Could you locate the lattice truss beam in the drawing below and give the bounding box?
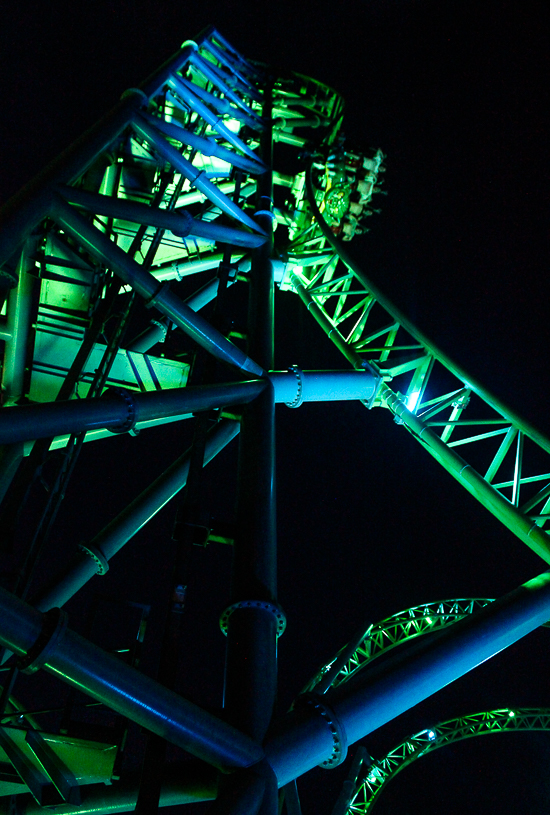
[2,23,548,569]
[348,708,550,815]
[304,599,495,692]
[285,173,550,564]
[2,24,550,815]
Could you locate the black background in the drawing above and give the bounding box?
[1,1,550,813]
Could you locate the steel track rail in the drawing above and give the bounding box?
[297,164,550,563]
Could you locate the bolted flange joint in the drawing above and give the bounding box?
[285,365,304,408]
[78,542,109,575]
[219,600,287,638]
[17,607,68,675]
[294,692,348,769]
[103,387,137,434]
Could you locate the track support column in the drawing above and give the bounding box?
[223,80,279,759]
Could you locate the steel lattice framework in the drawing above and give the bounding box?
[305,599,496,693]
[346,709,550,815]
[1,26,550,815]
[289,178,550,564]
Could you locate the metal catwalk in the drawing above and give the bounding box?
[1,26,550,815]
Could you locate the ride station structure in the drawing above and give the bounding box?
[1,26,550,815]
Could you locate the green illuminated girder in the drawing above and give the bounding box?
[305,599,495,692]
[0,30,345,447]
[306,596,550,694]
[280,172,550,565]
[348,708,550,815]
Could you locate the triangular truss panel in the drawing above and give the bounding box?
[1,26,550,815]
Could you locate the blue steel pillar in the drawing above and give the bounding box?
[223,81,279,778]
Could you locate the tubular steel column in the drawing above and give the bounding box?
[224,80,278,765]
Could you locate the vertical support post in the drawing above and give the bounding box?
[1,241,36,406]
[0,239,37,507]
[224,81,277,758]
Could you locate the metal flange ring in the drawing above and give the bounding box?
[78,542,109,575]
[295,692,348,769]
[17,608,68,675]
[219,600,287,638]
[285,365,304,408]
[103,387,137,434]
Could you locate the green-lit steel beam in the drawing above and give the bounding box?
[290,161,550,565]
[305,599,496,693]
[348,709,550,815]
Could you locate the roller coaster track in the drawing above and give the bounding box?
[1,25,550,815]
[285,168,550,564]
[345,709,550,815]
[304,599,495,693]
[305,596,550,693]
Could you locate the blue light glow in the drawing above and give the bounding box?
[406,390,421,412]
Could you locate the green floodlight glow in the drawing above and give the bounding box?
[509,710,515,717]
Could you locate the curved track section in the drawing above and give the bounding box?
[347,709,550,815]
[304,599,495,693]
[1,25,550,815]
[279,166,550,564]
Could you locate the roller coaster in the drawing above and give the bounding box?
[340,708,550,815]
[1,26,550,815]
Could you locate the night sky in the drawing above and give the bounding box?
[1,1,550,814]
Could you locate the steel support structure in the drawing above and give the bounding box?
[1,25,550,815]
[222,78,279,814]
[0,570,550,789]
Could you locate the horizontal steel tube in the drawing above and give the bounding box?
[264,569,550,785]
[34,419,240,612]
[0,588,263,770]
[50,195,264,376]
[269,370,379,405]
[0,381,264,445]
[153,252,246,283]
[126,320,168,353]
[0,398,124,445]
[0,372,381,446]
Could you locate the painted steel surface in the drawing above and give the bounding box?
[0,23,548,815]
